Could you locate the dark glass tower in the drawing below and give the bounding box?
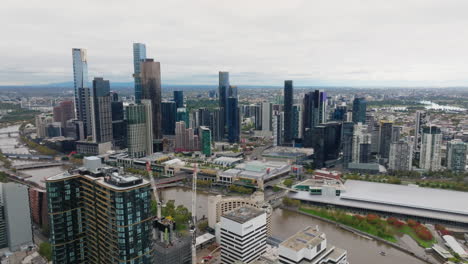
[227,97,240,143]
[91,77,113,143]
[173,90,184,108]
[133,43,147,103]
[218,72,229,138]
[161,101,177,135]
[111,100,126,149]
[352,97,367,124]
[342,122,354,168]
[379,121,393,159]
[302,90,327,140]
[283,80,293,144]
[309,122,342,168]
[141,59,162,140]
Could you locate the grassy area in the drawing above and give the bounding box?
[0,172,11,183]
[19,135,58,156]
[398,225,436,248]
[299,207,397,243]
[0,109,39,123]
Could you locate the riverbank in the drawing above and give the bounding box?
[283,206,439,264]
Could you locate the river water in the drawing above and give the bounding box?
[161,187,429,264]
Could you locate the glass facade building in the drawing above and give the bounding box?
[161,101,177,135]
[283,80,293,144]
[46,170,153,264]
[72,48,92,137]
[352,97,367,124]
[133,43,147,103]
[200,126,212,156]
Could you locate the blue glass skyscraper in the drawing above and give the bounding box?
[352,97,367,124]
[72,48,92,136]
[227,97,239,143]
[283,80,293,144]
[218,71,229,138]
[174,90,184,108]
[133,43,147,103]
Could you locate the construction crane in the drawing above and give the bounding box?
[191,163,198,264]
[146,161,161,219]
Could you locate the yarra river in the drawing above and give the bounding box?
[0,125,429,264]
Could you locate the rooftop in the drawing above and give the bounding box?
[280,226,325,252]
[222,206,265,224]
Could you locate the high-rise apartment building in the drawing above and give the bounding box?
[342,122,354,168]
[46,166,153,263]
[161,101,177,135]
[302,90,327,140]
[352,123,372,164]
[308,122,342,167]
[447,139,467,173]
[0,183,34,251]
[173,90,184,108]
[175,121,200,152]
[91,77,113,143]
[133,43,147,103]
[141,59,162,141]
[352,97,367,124]
[420,126,442,171]
[111,100,127,149]
[389,141,413,171]
[126,100,153,158]
[72,48,92,136]
[379,121,394,159]
[176,108,190,127]
[53,100,75,128]
[210,108,223,142]
[261,102,272,132]
[414,111,429,156]
[200,126,212,156]
[220,207,267,264]
[283,80,293,144]
[292,104,302,140]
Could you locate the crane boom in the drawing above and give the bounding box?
[191,163,198,264]
[147,161,161,219]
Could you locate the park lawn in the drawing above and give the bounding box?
[395,225,436,248]
[299,207,397,243]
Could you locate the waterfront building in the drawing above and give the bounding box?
[446,139,467,173]
[0,183,34,251]
[420,126,442,171]
[279,226,348,264]
[141,58,162,140]
[389,141,413,171]
[283,80,294,145]
[46,165,153,263]
[72,48,92,136]
[126,100,153,158]
[35,114,53,138]
[133,43,147,103]
[352,97,367,124]
[220,207,267,264]
[91,77,113,143]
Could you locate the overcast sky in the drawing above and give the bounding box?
[2,0,468,86]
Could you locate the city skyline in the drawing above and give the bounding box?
[3,0,468,86]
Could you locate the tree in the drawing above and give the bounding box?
[39,242,52,261]
[283,179,294,188]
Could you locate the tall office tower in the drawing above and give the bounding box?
[198,107,212,128]
[379,121,394,159]
[351,123,372,164]
[141,58,162,140]
[227,97,240,143]
[342,122,354,168]
[283,80,293,144]
[110,91,119,102]
[111,100,127,149]
[161,101,177,135]
[72,48,92,136]
[389,141,413,171]
[173,90,184,108]
[53,100,75,128]
[302,90,327,139]
[253,104,262,130]
[218,71,230,137]
[309,122,342,167]
[0,183,33,251]
[210,108,223,142]
[420,126,442,171]
[133,43,147,103]
[414,111,429,156]
[261,102,272,132]
[333,105,347,121]
[352,97,367,124]
[176,107,190,127]
[220,207,267,264]
[447,139,467,173]
[91,77,113,143]
[46,167,153,263]
[29,188,49,231]
[365,114,375,133]
[126,101,153,158]
[200,126,212,156]
[292,104,302,140]
[35,114,53,138]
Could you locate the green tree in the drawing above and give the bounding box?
[39,242,52,261]
[283,179,294,188]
